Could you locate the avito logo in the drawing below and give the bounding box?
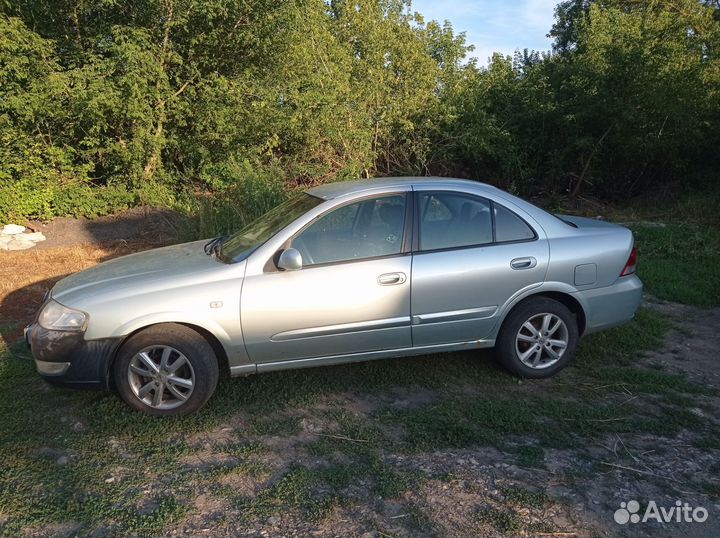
[614,500,708,525]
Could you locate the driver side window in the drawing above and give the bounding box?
[291,194,407,266]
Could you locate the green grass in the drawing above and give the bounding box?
[476,508,523,533]
[0,306,715,536]
[500,486,549,508]
[509,444,545,468]
[565,188,720,308]
[632,223,720,307]
[375,308,704,452]
[699,482,720,501]
[175,176,287,241]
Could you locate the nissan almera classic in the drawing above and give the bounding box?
[26,178,642,416]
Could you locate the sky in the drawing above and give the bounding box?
[411,0,560,65]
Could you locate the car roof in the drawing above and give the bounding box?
[305,177,500,200]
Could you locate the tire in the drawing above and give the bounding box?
[113,323,219,416]
[495,297,579,379]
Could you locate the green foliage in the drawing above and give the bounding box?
[0,1,473,220]
[184,160,288,239]
[1,1,719,220]
[51,183,135,219]
[447,0,720,198]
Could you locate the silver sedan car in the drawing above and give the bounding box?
[26,178,642,416]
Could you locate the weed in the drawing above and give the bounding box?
[500,486,549,508]
[476,507,523,533]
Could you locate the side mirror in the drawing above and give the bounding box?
[277,248,303,271]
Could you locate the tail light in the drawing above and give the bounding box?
[620,246,637,276]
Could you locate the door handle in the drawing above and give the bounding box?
[377,272,407,285]
[510,257,537,270]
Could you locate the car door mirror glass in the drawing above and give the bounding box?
[277,248,303,271]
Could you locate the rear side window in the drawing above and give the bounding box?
[494,203,535,242]
[418,192,493,251]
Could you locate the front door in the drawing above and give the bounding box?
[241,193,412,363]
[410,190,549,346]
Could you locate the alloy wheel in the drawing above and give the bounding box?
[515,313,569,370]
[127,345,195,410]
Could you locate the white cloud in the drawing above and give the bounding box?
[412,0,558,64]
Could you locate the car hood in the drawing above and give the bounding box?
[52,240,224,302]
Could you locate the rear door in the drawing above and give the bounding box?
[410,189,549,346]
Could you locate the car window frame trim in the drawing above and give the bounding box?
[266,190,414,272]
[492,200,539,244]
[411,190,539,255]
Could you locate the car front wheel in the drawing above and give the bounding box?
[113,323,219,416]
[495,297,579,378]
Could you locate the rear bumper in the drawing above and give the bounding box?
[573,274,643,334]
[26,323,120,389]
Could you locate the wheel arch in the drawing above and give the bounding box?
[106,321,230,389]
[496,287,587,337]
[529,291,586,335]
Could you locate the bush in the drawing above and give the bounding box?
[185,160,288,239]
[0,179,136,222]
[2,2,719,219]
[51,183,135,219]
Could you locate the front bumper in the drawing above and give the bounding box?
[26,323,120,389]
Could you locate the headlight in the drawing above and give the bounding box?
[38,300,87,331]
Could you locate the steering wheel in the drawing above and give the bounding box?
[291,237,314,265]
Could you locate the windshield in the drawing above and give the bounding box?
[219,193,324,262]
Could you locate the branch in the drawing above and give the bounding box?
[155,79,193,109]
[600,461,677,482]
[313,433,369,443]
[570,123,614,198]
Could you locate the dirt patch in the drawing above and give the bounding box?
[185,426,244,449]
[23,207,189,251]
[23,522,82,538]
[179,453,239,471]
[177,494,234,536]
[218,471,265,497]
[339,386,440,416]
[642,299,720,387]
[0,243,158,340]
[0,207,189,340]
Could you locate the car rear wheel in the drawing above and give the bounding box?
[495,297,579,378]
[113,324,219,416]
